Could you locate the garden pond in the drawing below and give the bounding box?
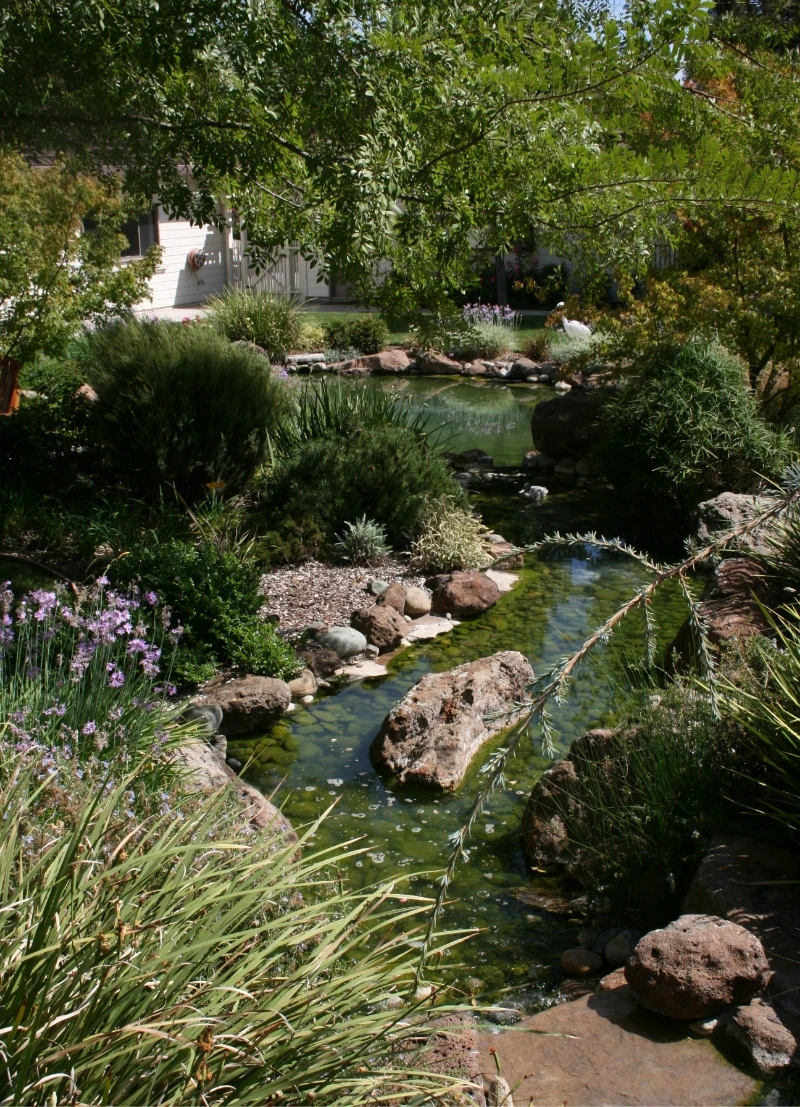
[231,377,693,1011]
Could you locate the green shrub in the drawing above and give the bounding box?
[0,354,94,480]
[333,516,392,565]
[453,321,515,360]
[323,314,389,355]
[409,499,490,572]
[594,339,789,527]
[85,320,290,497]
[0,754,460,1106]
[409,311,476,356]
[520,330,552,361]
[263,425,467,551]
[110,537,300,684]
[207,286,304,359]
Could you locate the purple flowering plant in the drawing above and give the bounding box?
[0,578,185,764]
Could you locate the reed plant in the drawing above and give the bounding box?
[207,287,305,359]
[269,377,445,457]
[0,753,466,1106]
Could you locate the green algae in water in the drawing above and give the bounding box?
[231,484,694,1009]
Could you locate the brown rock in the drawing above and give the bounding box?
[521,729,617,874]
[372,650,534,790]
[531,388,611,460]
[426,570,500,617]
[299,644,342,678]
[510,357,539,380]
[376,581,407,613]
[696,492,779,559]
[416,351,463,375]
[488,540,524,569]
[404,585,431,617]
[175,739,297,841]
[344,349,411,374]
[350,604,408,652]
[624,914,771,1020]
[682,834,800,1021]
[561,948,604,976]
[475,968,758,1106]
[287,668,317,698]
[726,999,799,1072]
[451,448,493,470]
[200,675,291,736]
[666,558,778,669]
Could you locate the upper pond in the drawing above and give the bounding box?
[233,378,691,1008]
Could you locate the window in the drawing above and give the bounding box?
[120,208,159,257]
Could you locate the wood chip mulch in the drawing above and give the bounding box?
[261,559,426,632]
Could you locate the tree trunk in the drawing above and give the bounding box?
[494,254,507,306]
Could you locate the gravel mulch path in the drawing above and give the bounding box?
[261,559,426,632]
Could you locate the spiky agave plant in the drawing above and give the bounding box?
[0,757,469,1106]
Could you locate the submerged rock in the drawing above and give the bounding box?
[624,914,770,1020]
[426,570,500,617]
[371,650,534,790]
[199,675,291,736]
[560,948,604,977]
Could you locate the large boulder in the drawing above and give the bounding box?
[199,675,291,736]
[315,625,368,659]
[696,492,780,558]
[531,388,610,460]
[372,650,534,790]
[376,581,407,613]
[175,738,297,840]
[350,604,408,653]
[624,914,771,1020]
[362,349,411,374]
[426,570,500,617]
[521,729,617,874]
[404,586,432,617]
[416,351,463,375]
[666,558,778,669]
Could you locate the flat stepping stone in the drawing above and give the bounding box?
[405,615,460,642]
[340,658,388,681]
[484,569,518,593]
[477,971,757,1106]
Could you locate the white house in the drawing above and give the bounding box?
[128,204,334,312]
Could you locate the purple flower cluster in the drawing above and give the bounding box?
[462,302,519,326]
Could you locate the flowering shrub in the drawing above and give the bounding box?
[461,302,518,327]
[0,578,182,763]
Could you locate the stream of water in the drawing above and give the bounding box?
[232,378,691,1010]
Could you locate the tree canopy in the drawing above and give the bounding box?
[2,0,799,308]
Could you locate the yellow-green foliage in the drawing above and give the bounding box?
[409,499,490,572]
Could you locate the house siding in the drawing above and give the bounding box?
[137,207,229,311]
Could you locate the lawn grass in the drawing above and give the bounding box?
[299,308,547,349]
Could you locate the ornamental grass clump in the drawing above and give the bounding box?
[207,286,305,359]
[0,757,465,1106]
[409,499,490,572]
[455,304,519,359]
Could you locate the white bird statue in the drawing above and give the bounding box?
[555,302,592,341]
[519,484,548,504]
